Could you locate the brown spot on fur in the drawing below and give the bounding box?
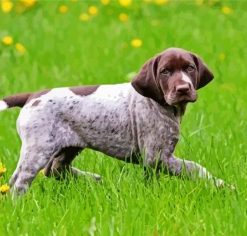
[2,89,50,108]
[27,89,50,103]
[31,100,41,107]
[70,85,99,96]
[3,93,32,108]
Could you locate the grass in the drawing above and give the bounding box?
[0,0,247,235]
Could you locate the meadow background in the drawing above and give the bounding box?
[0,0,247,235]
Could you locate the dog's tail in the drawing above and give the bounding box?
[0,93,32,111]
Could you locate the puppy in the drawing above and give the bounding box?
[0,48,226,195]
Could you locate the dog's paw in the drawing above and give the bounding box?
[214,178,236,190]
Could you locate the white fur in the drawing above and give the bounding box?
[181,72,192,85]
[46,88,75,97]
[0,100,8,111]
[90,83,131,101]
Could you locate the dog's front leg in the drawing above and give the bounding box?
[162,155,226,188]
[144,145,226,188]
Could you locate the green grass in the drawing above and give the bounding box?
[0,0,247,235]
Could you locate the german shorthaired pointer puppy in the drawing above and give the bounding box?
[0,48,226,195]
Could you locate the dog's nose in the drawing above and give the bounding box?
[176,84,190,94]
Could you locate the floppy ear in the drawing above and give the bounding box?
[192,53,214,89]
[131,55,163,103]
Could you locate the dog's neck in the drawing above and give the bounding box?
[162,102,187,124]
[146,96,187,124]
[174,102,187,116]
[154,97,187,119]
[173,103,187,123]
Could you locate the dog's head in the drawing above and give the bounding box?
[132,48,214,106]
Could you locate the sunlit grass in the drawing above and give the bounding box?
[0,0,247,235]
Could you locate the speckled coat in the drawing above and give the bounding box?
[18,84,179,162]
[0,48,228,195]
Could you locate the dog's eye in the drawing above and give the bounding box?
[186,65,195,73]
[160,69,171,76]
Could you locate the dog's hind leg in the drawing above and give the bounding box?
[70,167,101,181]
[43,147,101,181]
[9,143,54,195]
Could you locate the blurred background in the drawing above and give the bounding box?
[1,0,246,90]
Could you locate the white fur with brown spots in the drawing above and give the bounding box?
[0,48,230,195]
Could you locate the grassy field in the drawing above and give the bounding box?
[0,0,247,235]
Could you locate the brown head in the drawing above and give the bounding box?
[131,48,214,106]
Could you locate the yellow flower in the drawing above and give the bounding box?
[59,5,68,14]
[119,13,128,22]
[154,0,169,5]
[20,0,37,8]
[2,36,13,46]
[16,0,36,13]
[1,0,13,13]
[88,6,98,16]
[131,38,142,48]
[0,162,6,176]
[101,0,110,5]
[0,184,10,194]
[79,13,90,21]
[15,43,26,54]
[219,53,225,61]
[118,0,132,7]
[222,6,232,15]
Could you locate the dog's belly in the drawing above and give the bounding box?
[59,92,139,161]
[74,120,138,161]
[89,144,138,162]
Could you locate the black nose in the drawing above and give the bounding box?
[176,84,190,94]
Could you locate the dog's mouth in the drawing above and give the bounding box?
[165,92,197,106]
